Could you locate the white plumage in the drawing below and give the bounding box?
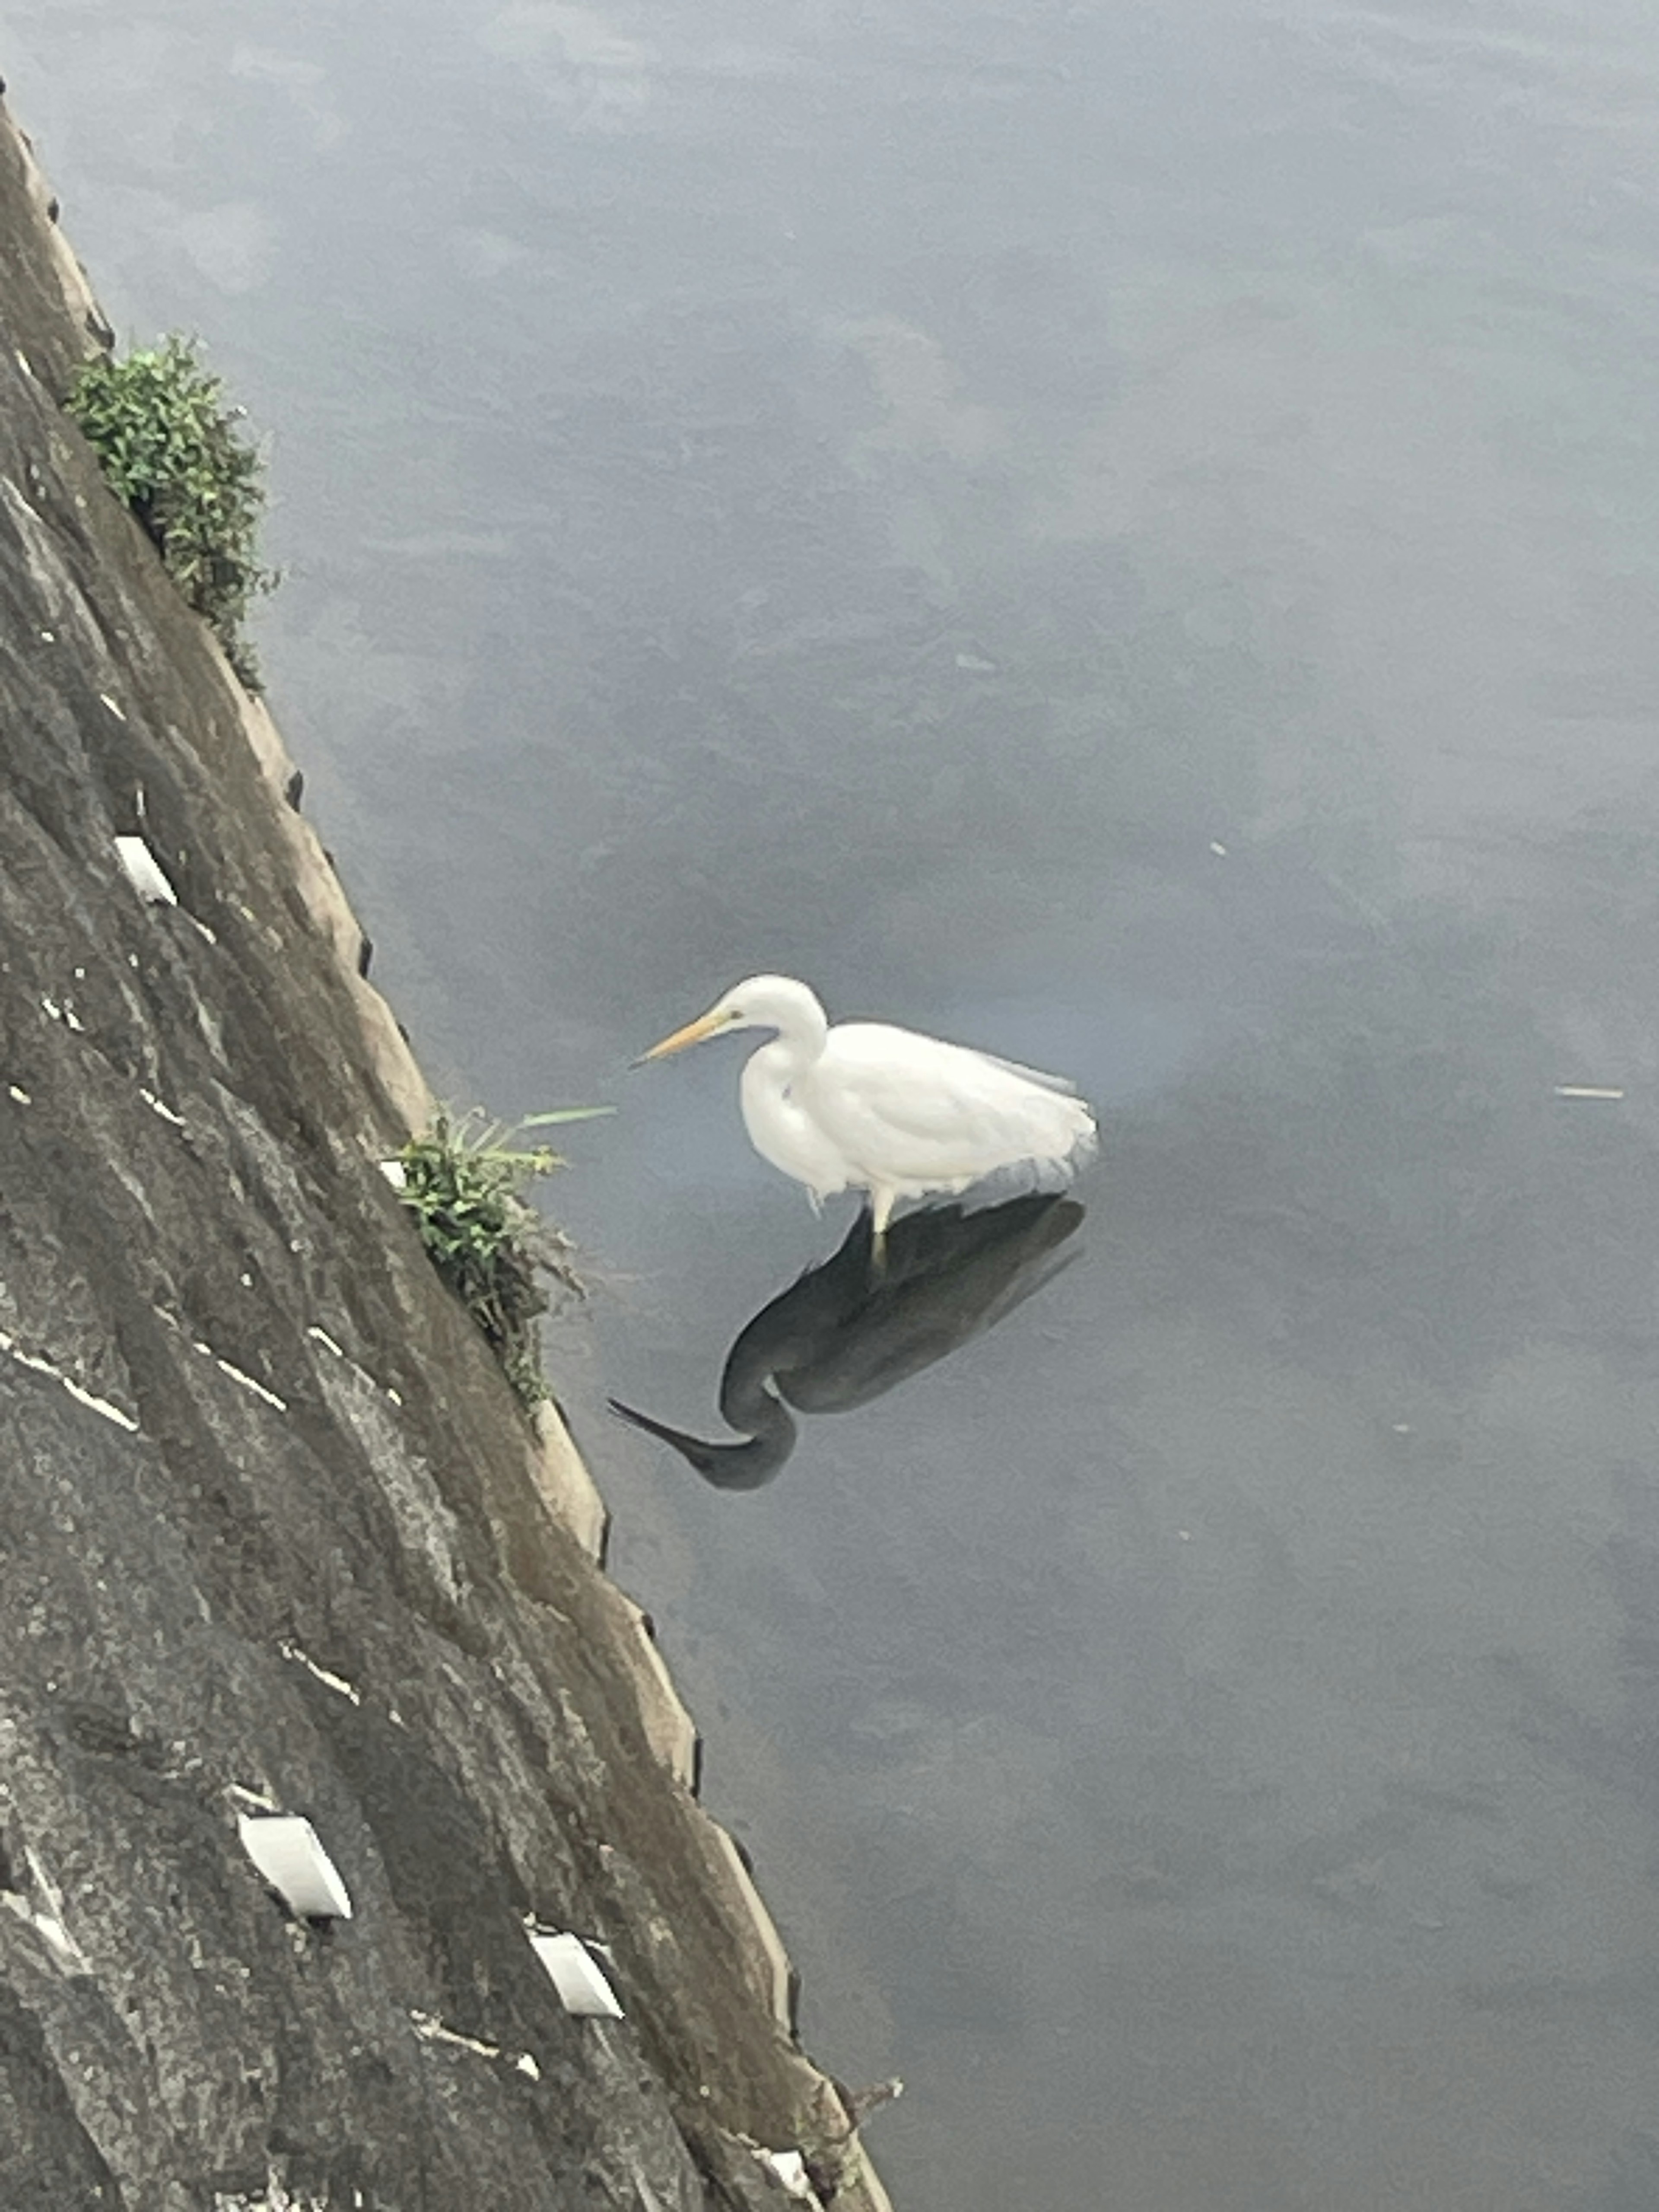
[639,974,1095,1251]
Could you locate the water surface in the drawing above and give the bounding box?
[9,1,1659,2201]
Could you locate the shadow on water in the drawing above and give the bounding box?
[609,1193,1085,1490]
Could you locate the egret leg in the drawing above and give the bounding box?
[869,1186,895,1272]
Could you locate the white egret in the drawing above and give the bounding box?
[636,974,1096,1254]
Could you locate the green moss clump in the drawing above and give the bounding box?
[65,334,277,690]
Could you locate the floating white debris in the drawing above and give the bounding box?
[1209,840,1229,856]
[139,1086,186,1128]
[378,1158,408,1191]
[527,1928,625,2018]
[6,1084,29,1105]
[237,1814,353,1919]
[113,835,178,906]
[99,692,127,722]
[762,2149,815,2201]
[307,1326,346,1359]
[1553,1085,1624,1101]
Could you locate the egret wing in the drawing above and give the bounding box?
[809,1025,1092,1185]
[976,1050,1081,1096]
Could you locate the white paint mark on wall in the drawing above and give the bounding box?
[0,1326,139,1431]
[139,1086,186,1127]
[307,1324,405,1411]
[278,1638,361,1706]
[152,1304,288,1415]
[60,1376,141,1430]
[215,1356,287,1411]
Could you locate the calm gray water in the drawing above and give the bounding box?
[10,1,1659,2202]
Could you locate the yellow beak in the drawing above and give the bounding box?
[634,1007,726,1065]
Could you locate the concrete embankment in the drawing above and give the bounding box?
[0,93,895,2212]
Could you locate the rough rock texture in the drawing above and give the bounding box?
[0,96,893,2212]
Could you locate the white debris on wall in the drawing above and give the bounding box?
[526,1925,625,2018]
[113,833,178,905]
[236,1814,353,1919]
[763,2148,817,2200]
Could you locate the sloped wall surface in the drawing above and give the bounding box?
[0,96,892,2212]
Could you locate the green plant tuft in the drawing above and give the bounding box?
[394,1108,611,1410]
[64,334,277,690]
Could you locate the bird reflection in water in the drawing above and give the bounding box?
[609,1192,1084,1489]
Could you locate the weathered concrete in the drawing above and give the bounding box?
[0,94,894,2212]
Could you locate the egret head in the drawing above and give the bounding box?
[636,974,827,1062]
